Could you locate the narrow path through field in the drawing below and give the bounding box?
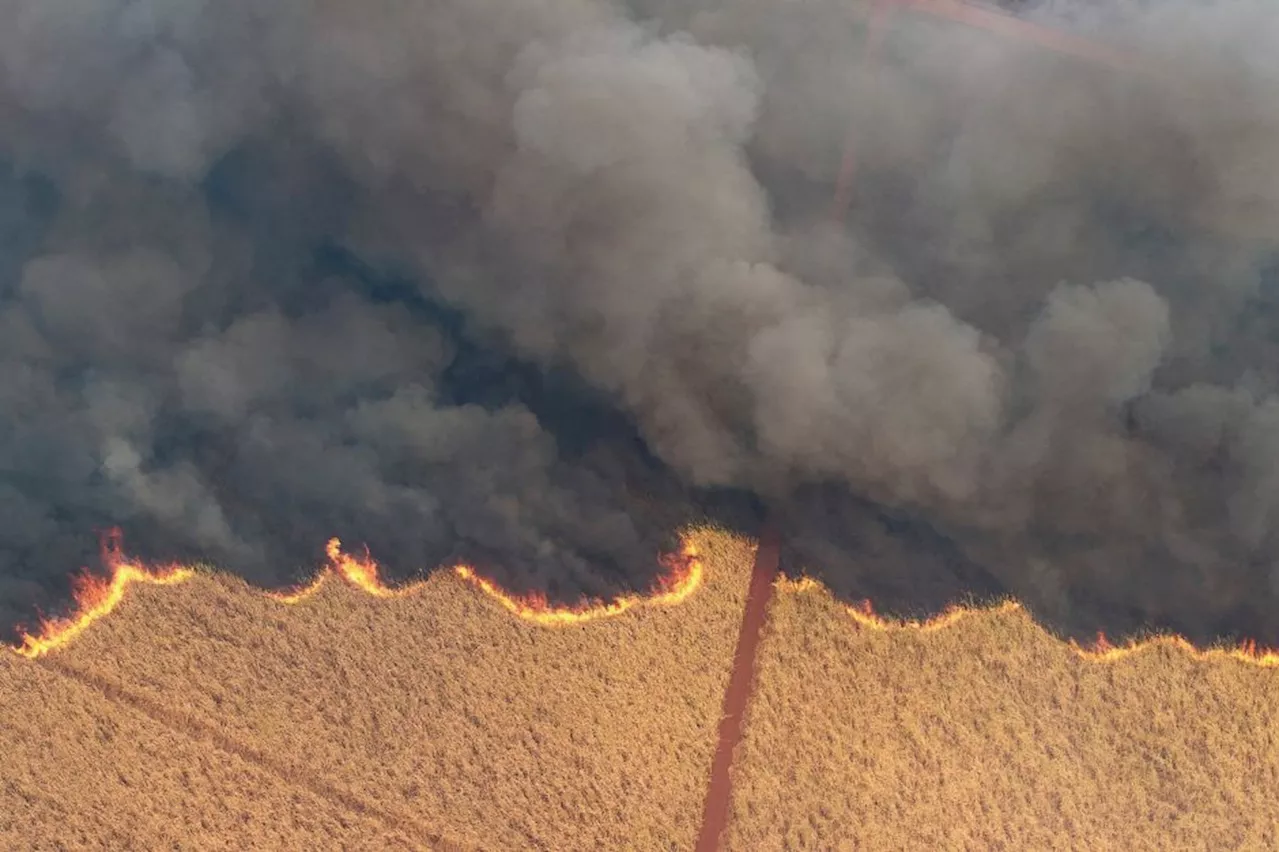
[37,657,454,851]
[695,523,780,852]
[694,6,879,841]
[696,9,1145,849]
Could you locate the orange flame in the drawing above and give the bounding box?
[453,541,704,626]
[13,530,195,659]
[268,538,429,604]
[776,576,1279,669]
[1068,630,1280,668]
[10,532,706,658]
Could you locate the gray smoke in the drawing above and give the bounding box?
[0,0,1274,644]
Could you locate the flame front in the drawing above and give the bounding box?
[9,532,705,657]
[14,530,195,659]
[269,538,430,604]
[453,542,704,626]
[13,534,1273,668]
[1068,630,1280,668]
[777,576,1279,669]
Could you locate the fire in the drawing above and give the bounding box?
[13,530,195,659]
[776,576,1279,669]
[847,595,1023,634]
[1069,631,1280,668]
[453,541,704,626]
[9,531,706,658]
[269,538,430,603]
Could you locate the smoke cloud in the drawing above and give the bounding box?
[0,0,1274,645]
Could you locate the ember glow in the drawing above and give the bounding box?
[776,577,1279,669]
[10,531,706,658]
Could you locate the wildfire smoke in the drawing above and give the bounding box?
[0,0,1274,657]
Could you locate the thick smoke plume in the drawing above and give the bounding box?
[0,0,1274,645]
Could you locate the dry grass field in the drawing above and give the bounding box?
[726,579,1279,851]
[4,528,1276,850]
[1,528,755,851]
[0,651,423,849]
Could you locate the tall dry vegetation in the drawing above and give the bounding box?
[727,582,1279,851]
[1,529,755,851]
[0,652,424,849]
[4,529,1276,850]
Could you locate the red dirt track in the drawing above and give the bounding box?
[696,4,1146,848]
[695,524,780,852]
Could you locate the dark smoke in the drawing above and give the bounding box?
[0,0,1274,647]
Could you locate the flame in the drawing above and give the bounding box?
[9,532,706,658]
[13,530,196,659]
[269,538,429,604]
[776,576,1279,669]
[1068,630,1280,668]
[453,541,704,626]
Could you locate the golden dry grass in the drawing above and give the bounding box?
[5,528,1276,850]
[0,651,422,850]
[727,580,1280,851]
[1,528,755,851]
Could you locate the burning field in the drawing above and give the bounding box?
[3,527,1276,849]
[0,0,1276,667]
[0,0,1276,847]
[2,528,754,849]
[725,576,1279,851]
